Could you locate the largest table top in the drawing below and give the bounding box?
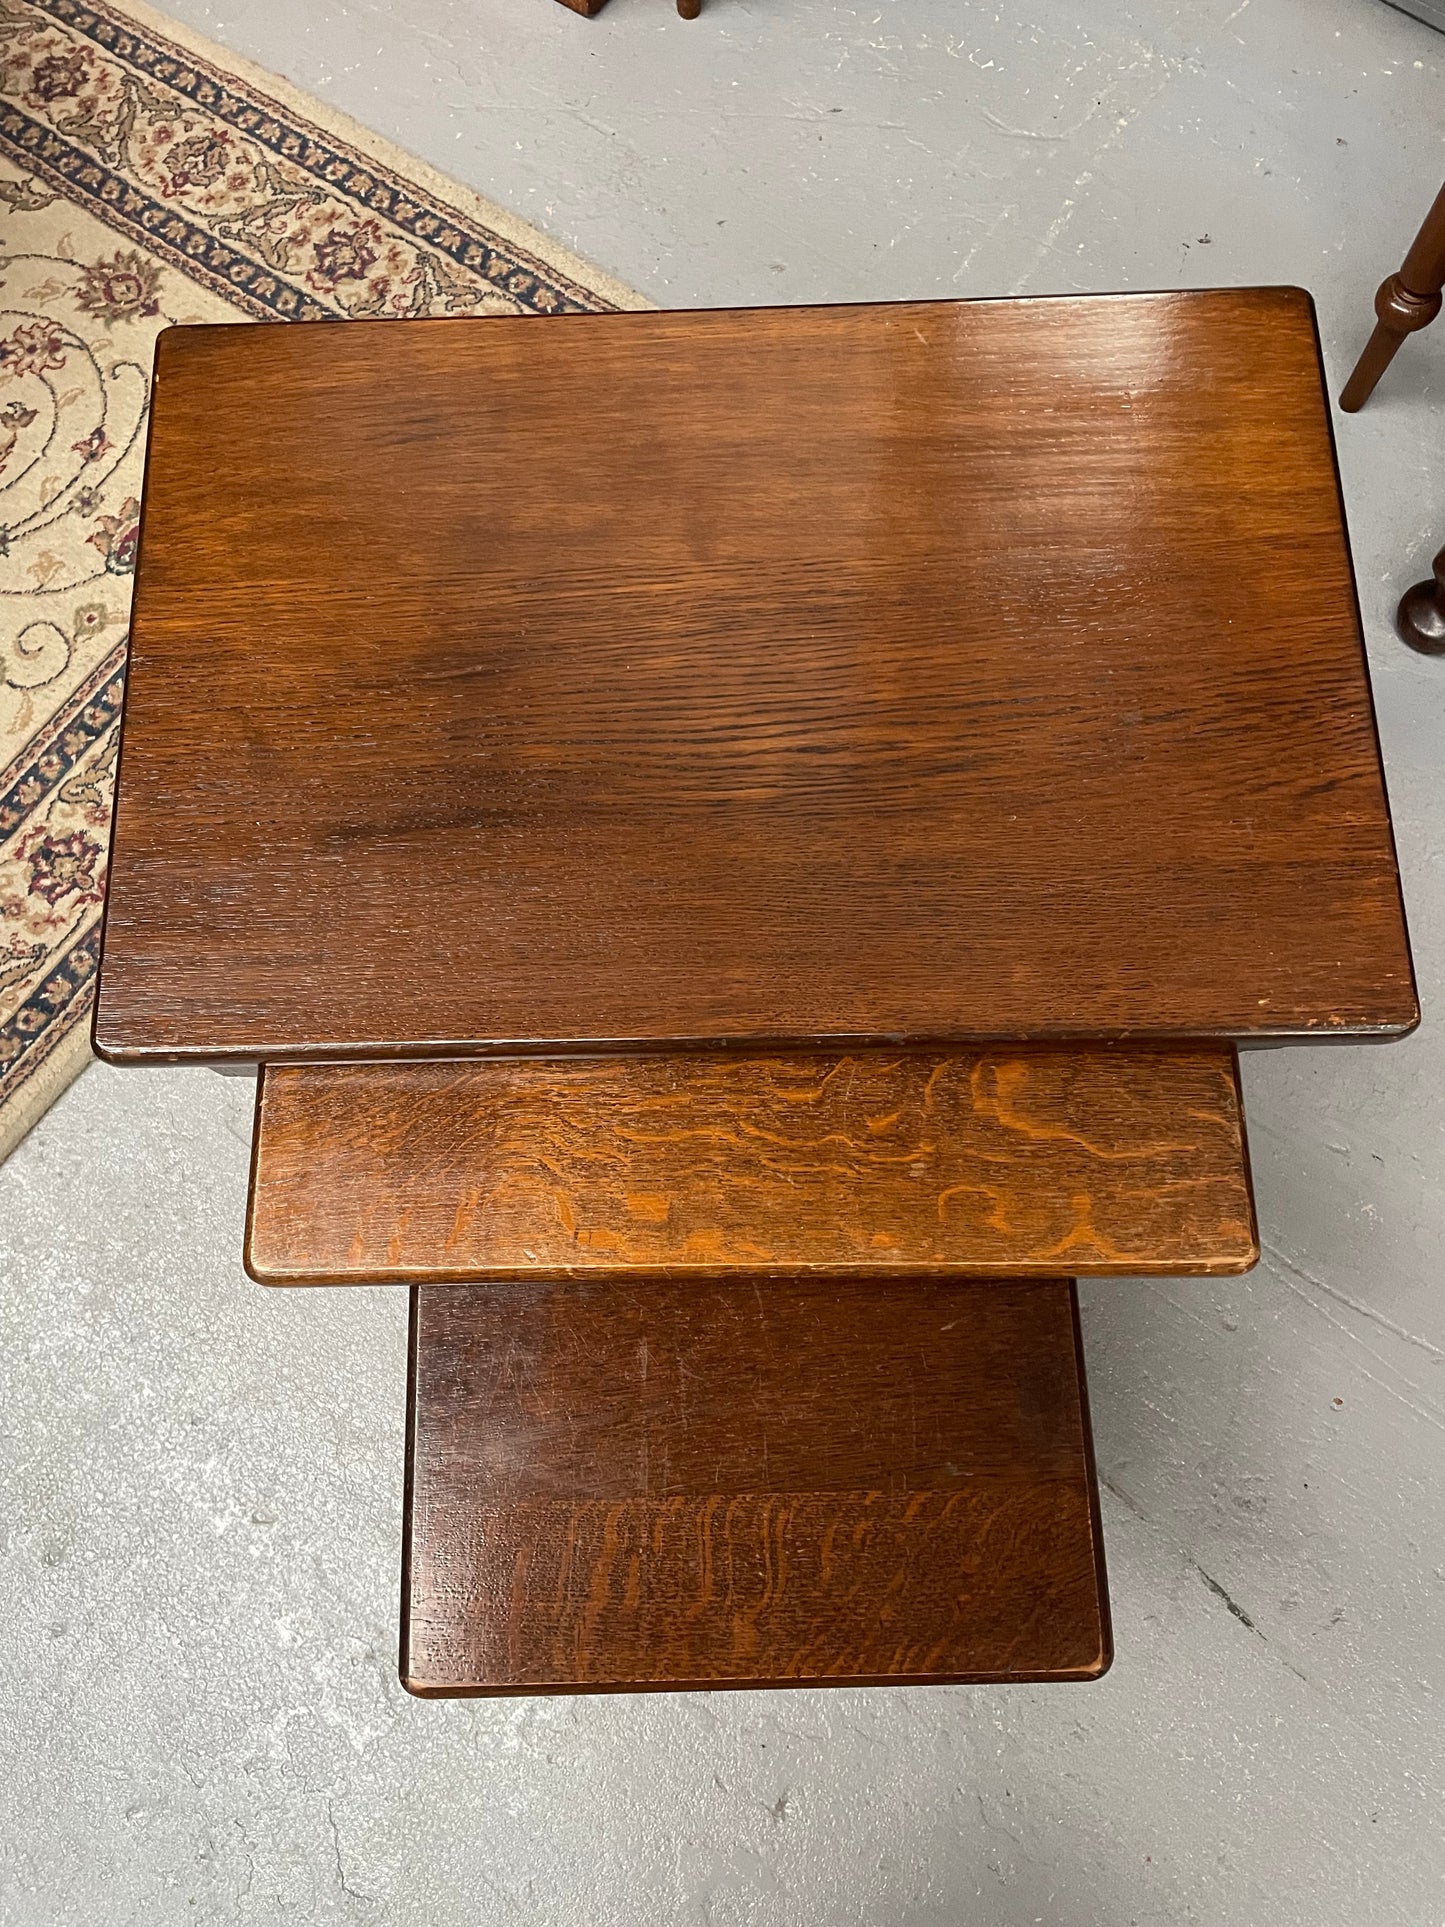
[95,289,1416,1061]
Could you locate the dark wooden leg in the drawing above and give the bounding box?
[1340,181,1445,411]
[677,0,701,15]
[1397,546,1445,655]
[555,0,609,14]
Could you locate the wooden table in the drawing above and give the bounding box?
[246,1040,1248,1688]
[94,289,1416,1697]
[247,1042,1244,1690]
[247,1047,1258,1284]
[403,1275,1109,1695]
[95,291,1415,1064]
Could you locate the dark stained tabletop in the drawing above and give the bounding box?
[95,291,1415,1060]
[403,1276,1110,1694]
[246,1046,1258,1283]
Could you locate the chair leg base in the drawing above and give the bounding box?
[554,0,700,12]
[1396,550,1445,655]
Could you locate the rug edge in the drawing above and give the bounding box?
[0,1022,91,1164]
[1,0,649,1167]
[89,0,654,315]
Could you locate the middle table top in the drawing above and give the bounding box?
[95,290,1415,1061]
[245,1047,1258,1283]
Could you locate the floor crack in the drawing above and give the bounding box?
[1262,1238,1445,1360]
[1197,1567,1258,1633]
[1098,1472,1313,1686]
[326,1801,373,1906]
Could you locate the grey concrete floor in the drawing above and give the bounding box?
[3,0,1445,1921]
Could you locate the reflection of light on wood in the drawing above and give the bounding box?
[94,295,1416,1062]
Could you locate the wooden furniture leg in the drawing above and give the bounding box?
[1340,181,1445,411]
[1397,545,1445,655]
[553,0,699,13]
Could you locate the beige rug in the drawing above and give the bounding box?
[0,0,640,1162]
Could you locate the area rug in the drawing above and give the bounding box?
[0,0,641,1163]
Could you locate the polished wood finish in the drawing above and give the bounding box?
[1397,546,1445,655]
[403,1275,1110,1694]
[1340,181,1445,412]
[95,292,1416,1063]
[247,1047,1258,1284]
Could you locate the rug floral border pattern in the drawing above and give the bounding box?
[0,0,624,1159]
[0,650,120,1103]
[5,0,606,323]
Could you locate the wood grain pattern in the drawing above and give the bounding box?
[403,1276,1110,1694]
[246,1047,1258,1283]
[95,291,1416,1061]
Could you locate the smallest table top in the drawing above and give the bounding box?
[404,1276,1109,1694]
[246,1046,1258,1281]
[96,290,1415,1061]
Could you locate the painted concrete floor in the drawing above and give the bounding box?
[3,0,1445,1921]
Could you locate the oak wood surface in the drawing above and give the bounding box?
[246,1047,1258,1283]
[403,1275,1110,1694]
[96,291,1416,1061]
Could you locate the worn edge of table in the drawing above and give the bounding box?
[397,1280,1113,1697]
[1299,283,1420,1038]
[241,1047,1261,1284]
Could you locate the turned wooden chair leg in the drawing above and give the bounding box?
[677,0,701,15]
[1397,546,1445,656]
[1340,181,1445,412]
